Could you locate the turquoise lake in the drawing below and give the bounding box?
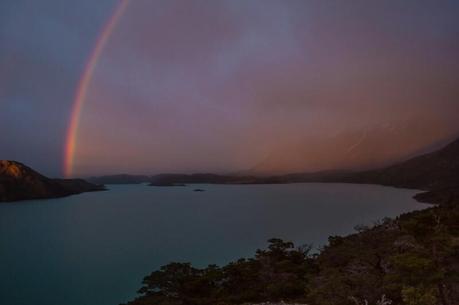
[0,183,426,305]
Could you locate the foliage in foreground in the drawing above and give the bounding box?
[122,206,459,305]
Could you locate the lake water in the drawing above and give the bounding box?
[0,183,426,305]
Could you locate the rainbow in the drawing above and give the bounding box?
[64,0,129,177]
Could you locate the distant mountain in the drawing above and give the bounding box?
[267,137,459,205]
[249,120,456,175]
[333,137,459,206]
[149,173,260,186]
[339,137,459,189]
[262,137,458,187]
[87,173,268,186]
[0,160,105,202]
[87,174,151,185]
[144,137,459,205]
[82,137,459,205]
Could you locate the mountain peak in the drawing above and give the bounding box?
[0,160,45,180]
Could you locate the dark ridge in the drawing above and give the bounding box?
[86,137,459,205]
[0,160,105,202]
[149,173,261,186]
[336,137,459,190]
[146,137,459,205]
[87,174,151,185]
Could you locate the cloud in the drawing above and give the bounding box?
[2,0,459,176]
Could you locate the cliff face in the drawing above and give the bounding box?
[0,160,104,202]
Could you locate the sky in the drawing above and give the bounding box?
[1,0,459,178]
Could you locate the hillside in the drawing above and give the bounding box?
[326,137,459,206]
[339,137,459,190]
[0,160,105,202]
[123,204,459,305]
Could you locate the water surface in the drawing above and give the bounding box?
[0,183,426,305]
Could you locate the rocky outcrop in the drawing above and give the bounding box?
[0,160,105,202]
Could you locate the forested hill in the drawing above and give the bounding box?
[123,204,459,305]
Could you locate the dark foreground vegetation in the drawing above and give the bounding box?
[123,204,459,305]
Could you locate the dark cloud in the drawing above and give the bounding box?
[2,0,459,176]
